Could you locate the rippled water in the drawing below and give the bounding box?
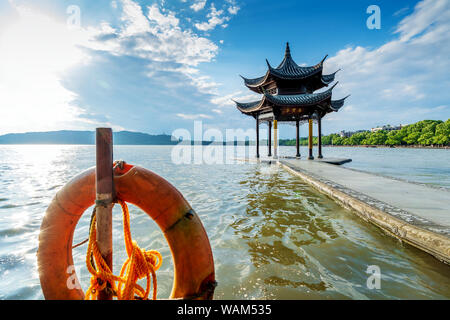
[0,145,449,300]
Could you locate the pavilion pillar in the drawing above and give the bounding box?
[295,119,300,158]
[308,118,314,160]
[273,119,278,159]
[256,115,260,158]
[268,121,272,157]
[318,116,323,159]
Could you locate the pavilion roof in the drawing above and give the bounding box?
[330,95,350,111]
[240,43,337,91]
[321,69,340,86]
[234,82,349,115]
[264,82,336,106]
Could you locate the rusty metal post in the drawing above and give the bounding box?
[308,118,314,160]
[318,116,323,159]
[95,128,114,300]
[268,121,272,157]
[256,115,260,158]
[273,119,278,159]
[296,119,300,158]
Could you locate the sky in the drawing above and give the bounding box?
[0,0,449,137]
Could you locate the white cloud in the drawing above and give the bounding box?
[147,3,180,28]
[190,0,207,12]
[89,1,218,67]
[120,0,152,36]
[177,113,213,120]
[194,3,230,31]
[393,6,409,17]
[321,0,450,132]
[395,0,449,41]
[225,0,240,15]
[228,5,239,15]
[210,90,260,108]
[210,92,239,107]
[85,1,221,94]
[407,105,448,115]
[191,76,221,94]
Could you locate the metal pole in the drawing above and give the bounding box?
[308,118,314,160]
[296,119,300,158]
[273,120,278,159]
[95,128,114,300]
[256,115,260,158]
[318,116,323,159]
[268,121,272,157]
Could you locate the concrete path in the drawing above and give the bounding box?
[282,159,450,227]
[280,156,352,165]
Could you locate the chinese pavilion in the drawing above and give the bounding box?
[234,42,349,159]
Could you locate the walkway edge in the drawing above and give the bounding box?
[279,162,450,265]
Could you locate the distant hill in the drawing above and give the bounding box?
[0,130,179,145]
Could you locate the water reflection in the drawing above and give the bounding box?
[230,165,339,295]
[227,163,450,299]
[264,276,328,291]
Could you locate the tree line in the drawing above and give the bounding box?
[279,119,450,147]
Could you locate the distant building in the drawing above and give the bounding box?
[339,129,368,138]
[371,124,404,133]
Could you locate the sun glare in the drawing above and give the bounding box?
[0,5,88,134]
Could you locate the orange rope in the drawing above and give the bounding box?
[85,199,162,300]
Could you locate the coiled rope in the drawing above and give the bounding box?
[85,199,162,300]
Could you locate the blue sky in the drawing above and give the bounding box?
[0,0,449,137]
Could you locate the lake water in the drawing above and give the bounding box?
[282,146,450,188]
[0,145,449,300]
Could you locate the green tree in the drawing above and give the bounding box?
[331,136,344,145]
[403,131,421,145]
[367,130,387,145]
[278,119,449,147]
[348,132,369,145]
[417,120,440,145]
[418,131,434,145]
[385,130,402,145]
[322,135,332,145]
[433,120,450,145]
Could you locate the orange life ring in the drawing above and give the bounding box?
[37,163,215,300]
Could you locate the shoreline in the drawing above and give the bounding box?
[1,143,449,149]
[312,145,450,150]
